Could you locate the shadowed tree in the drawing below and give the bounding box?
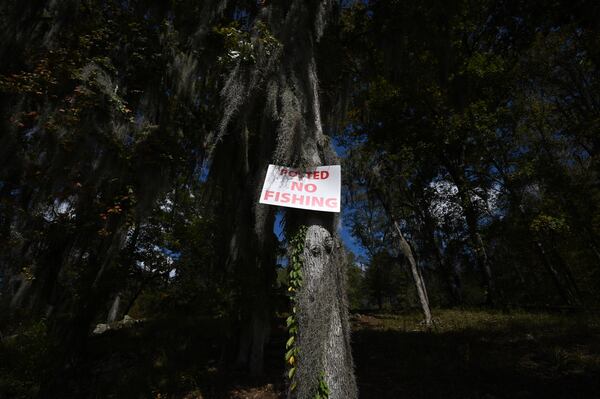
[208,0,358,396]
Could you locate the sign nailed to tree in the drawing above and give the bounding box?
[259,164,341,213]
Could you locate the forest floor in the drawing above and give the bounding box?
[349,309,600,399]
[73,309,600,398]
[221,309,600,399]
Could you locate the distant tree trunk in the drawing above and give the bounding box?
[122,280,147,317]
[566,208,600,270]
[534,130,600,270]
[522,206,583,306]
[9,277,31,309]
[421,205,462,305]
[393,221,433,327]
[550,247,583,306]
[533,241,578,305]
[373,188,434,325]
[446,163,496,305]
[496,161,583,307]
[107,293,120,323]
[585,235,600,267]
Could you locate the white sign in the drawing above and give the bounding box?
[259,164,341,213]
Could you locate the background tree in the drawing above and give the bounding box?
[1,1,600,398]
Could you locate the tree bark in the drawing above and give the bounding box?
[393,221,433,327]
[290,214,357,399]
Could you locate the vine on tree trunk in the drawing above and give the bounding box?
[285,225,330,398]
[314,371,330,399]
[286,225,306,392]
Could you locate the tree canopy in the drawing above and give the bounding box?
[1,1,600,398]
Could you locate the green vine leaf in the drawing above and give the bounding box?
[285,225,307,392]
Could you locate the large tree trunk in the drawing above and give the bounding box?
[215,0,358,393]
[208,123,278,376]
[290,214,357,399]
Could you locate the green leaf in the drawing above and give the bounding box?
[286,315,294,327]
[285,348,294,361]
[286,335,295,349]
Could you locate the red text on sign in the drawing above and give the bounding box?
[290,181,317,192]
[280,169,330,180]
[263,190,338,209]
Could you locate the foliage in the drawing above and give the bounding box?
[314,371,330,399]
[1,0,600,397]
[338,0,600,308]
[285,225,306,392]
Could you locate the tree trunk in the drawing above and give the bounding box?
[376,291,383,310]
[107,293,120,323]
[291,215,357,399]
[214,0,357,392]
[446,164,496,305]
[534,241,579,305]
[550,247,584,306]
[421,206,462,305]
[373,188,434,324]
[498,164,582,307]
[393,221,433,327]
[236,299,270,376]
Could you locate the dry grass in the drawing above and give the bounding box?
[351,309,600,399]
[6,309,597,398]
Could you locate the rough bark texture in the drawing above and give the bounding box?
[289,218,357,399]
